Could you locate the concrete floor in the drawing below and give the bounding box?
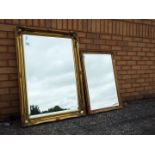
[0,99,155,135]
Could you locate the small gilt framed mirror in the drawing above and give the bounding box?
[81,51,122,114]
[16,27,86,126]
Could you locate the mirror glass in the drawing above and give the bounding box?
[23,34,79,118]
[83,53,119,110]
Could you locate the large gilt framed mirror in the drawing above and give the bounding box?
[81,51,122,114]
[16,27,86,126]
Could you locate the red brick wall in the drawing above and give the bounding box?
[0,19,155,121]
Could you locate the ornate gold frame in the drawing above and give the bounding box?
[80,50,123,114]
[16,27,86,126]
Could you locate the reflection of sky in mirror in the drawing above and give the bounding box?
[23,35,78,116]
[84,54,119,110]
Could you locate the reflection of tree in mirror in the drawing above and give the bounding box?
[30,105,68,115]
[30,105,41,115]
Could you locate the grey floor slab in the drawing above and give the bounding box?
[0,99,155,135]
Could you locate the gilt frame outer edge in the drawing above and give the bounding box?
[80,50,123,115]
[16,26,86,127]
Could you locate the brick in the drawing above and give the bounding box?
[26,20,33,26]
[119,21,123,35]
[108,20,112,33]
[137,61,146,65]
[0,67,17,74]
[133,37,143,42]
[127,61,136,65]
[87,33,99,39]
[83,20,87,32]
[19,20,26,25]
[122,83,132,89]
[0,53,16,60]
[87,20,92,32]
[116,22,121,34]
[96,19,100,33]
[132,47,142,52]
[100,34,111,40]
[142,47,150,52]
[0,74,8,81]
[80,38,93,44]
[136,79,145,83]
[137,52,145,56]
[0,46,7,52]
[116,61,126,65]
[0,20,5,23]
[0,106,19,115]
[128,52,137,56]
[8,46,16,52]
[94,40,106,45]
[146,43,154,48]
[141,57,149,61]
[128,42,138,47]
[68,19,72,30]
[78,20,83,31]
[72,20,77,30]
[39,19,46,27]
[12,19,19,25]
[146,52,154,57]
[117,51,126,56]
[91,20,96,32]
[0,81,18,88]
[127,70,137,74]
[123,36,133,41]
[132,66,141,70]
[122,56,131,60]
[112,20,117,34]
[33,20,39,27]
[0,39,15,46]
[0,31,7,38]
[0,88,9,95]
[9,87,19,94]
[141,66,149,70]
[105,20,109,33]
[122,66,131,70]
[100,45,111,50]
[8,60,17,67]
[0,60,8,66]
[122,22,127,36]
[112,46,122,51]
[0,101,10,108]
[9,74,18,80]
[7,32,15,39]
[112,35,122,40]
[78,32,86,38]
[5,20,12,24]
[86,44,100,49]
[137,42,145,47]
[79,44,86,49]
[10,100,19,107]
[105,40,117,46]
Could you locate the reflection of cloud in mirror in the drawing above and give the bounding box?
[23,35,78,115]
[84,54,119,110]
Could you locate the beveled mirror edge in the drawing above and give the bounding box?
[16,26,86,127]
[80,50,123,115]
